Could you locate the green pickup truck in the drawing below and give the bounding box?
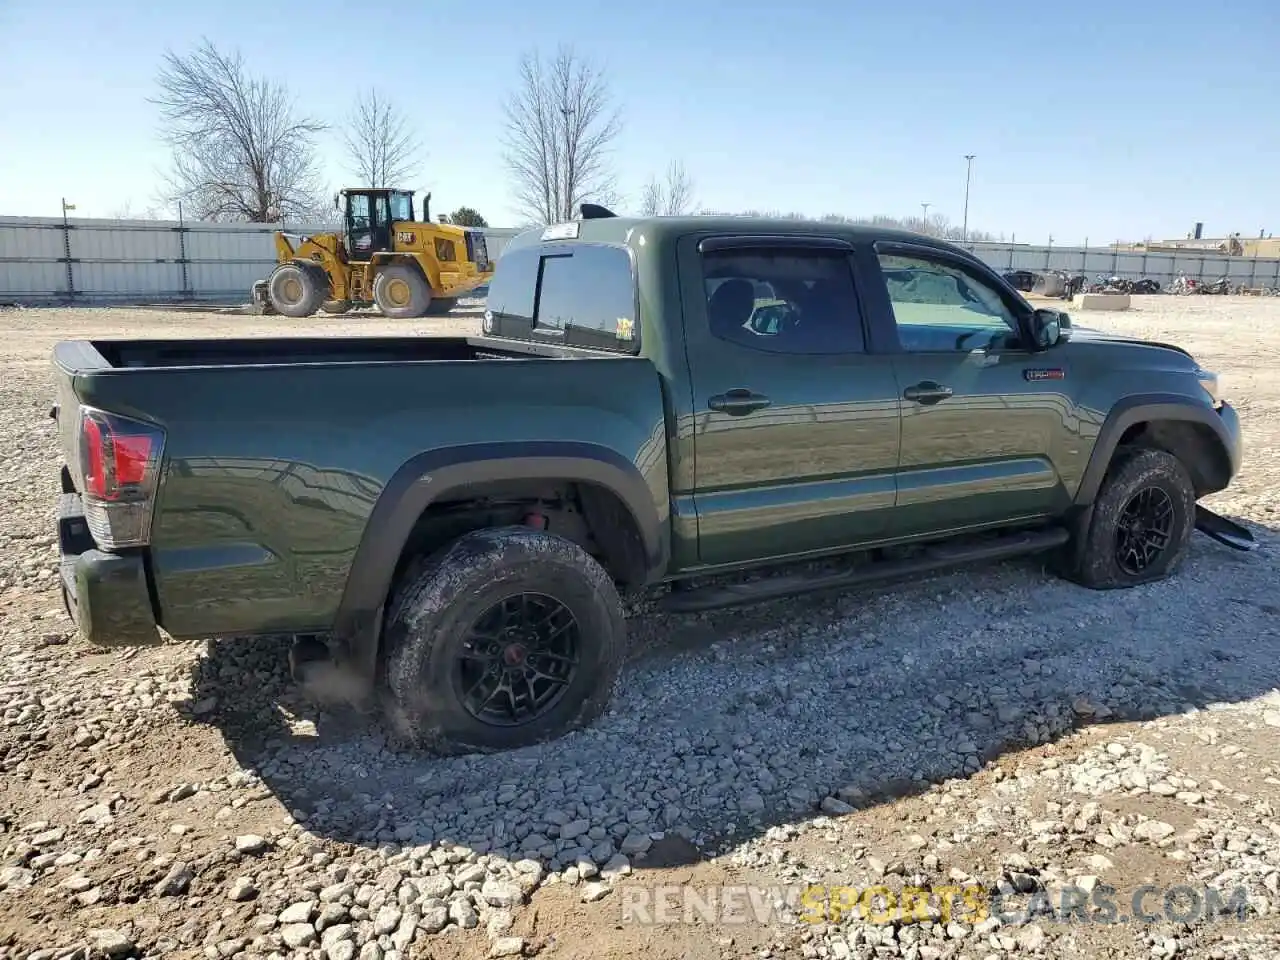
[51,209,1253,754]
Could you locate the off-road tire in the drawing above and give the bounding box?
[382,526,626,754]
[372,264,431,319]
[1059,447,1196,589]
[425,296,458,316]
[267,262,325,318]
[320,299,352,314]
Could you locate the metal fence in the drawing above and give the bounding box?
[3,213,1279,304]
[0,214,521,303]
[959,241,1280,290]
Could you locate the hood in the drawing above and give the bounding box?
[1068,325,1193,359]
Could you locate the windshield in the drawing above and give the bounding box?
[389,192,413,222]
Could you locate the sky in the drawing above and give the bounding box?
[0,0,1277,244]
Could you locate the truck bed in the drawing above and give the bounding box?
[54,334,610,373]
[50,333,668,641]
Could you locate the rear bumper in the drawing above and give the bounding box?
[58,492,161,647]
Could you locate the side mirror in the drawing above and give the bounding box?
[1031,308,1069,348]
[333,192,340,210]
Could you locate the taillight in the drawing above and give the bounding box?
[76,407,165,549]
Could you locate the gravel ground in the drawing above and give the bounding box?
[2,296,1280,960]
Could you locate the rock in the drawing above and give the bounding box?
[228,877,258,902]
[279,900,316,924]
[373,904,402,936]
[581,881,611,902]
[78,803,113,825]
[620,832,652,855]
[359,944,384,960]
[422,900,451,933]
[820,796,855,816]
[93,929,135,959]
[490,937,525,958]
[235,834,269,855]
[325,942,356,960]
[559,819,590,840]
[448,898,478,929]
[154,861,194,897]
[280,923,317,948]
[321,924,355,947]
[1264,711,1280,728]
[0,867,34,890]
[418,874,453,899]
[1016,924,1047,952]
[481,878,525,908]
[601,854,631,878]
[1133,820,1176,843]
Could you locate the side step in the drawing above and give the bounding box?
[1195,504,1258,552]
[659,526,1070,613]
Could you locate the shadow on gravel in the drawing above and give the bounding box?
[185,516,1280,877]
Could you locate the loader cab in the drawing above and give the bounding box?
[338,188,418,260]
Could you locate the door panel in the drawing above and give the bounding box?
[678,236,902,567]
[872,247,1075,535]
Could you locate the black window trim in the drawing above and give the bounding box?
[697,234,872,357]
[871,239,1034,352]
[698,234,855,254]
[493,240,641,355]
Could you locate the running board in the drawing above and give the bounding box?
[660,526,1070,613]
[1195,505,1258,552]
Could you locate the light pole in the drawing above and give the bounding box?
[920,202,931,233]
[962,155,975,243]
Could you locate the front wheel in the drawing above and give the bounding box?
[267,263,325,318]
[1059,447,1196,589]
[382,527,626,754]
[372,264,431,319]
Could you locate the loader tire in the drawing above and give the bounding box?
[1056,447,1195,590]
[425,296,458,316]
[268,262,325,318]
[382,527,626,755]
[320,299,352,315]
[373,264,431,319]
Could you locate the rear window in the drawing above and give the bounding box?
[484,242,638,353]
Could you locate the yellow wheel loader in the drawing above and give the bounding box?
[252,188,493,319]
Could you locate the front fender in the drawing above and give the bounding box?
[1074,393,1240,505]
[331,441,668,680]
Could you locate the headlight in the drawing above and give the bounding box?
[1196,368,1222,405]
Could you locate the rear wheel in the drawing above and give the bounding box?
[267,263,325,318]
[382,527,626,754]
[372,264,431,319]
[1058,447,1196,589]
[425,296,458,316]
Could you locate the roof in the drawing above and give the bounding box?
[503,214,964,256]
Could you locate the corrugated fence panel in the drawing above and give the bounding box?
[3,215,1279,303]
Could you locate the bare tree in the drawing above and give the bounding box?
[501,45,623,224]
[149,39,327,223]
[340,88,422,187]
[640,160,696,216]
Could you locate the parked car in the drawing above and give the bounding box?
[51,210,1252,754]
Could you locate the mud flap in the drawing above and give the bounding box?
[1195,504,1258,552]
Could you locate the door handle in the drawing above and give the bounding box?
[708,389,772,415]
[902,381,954,405]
